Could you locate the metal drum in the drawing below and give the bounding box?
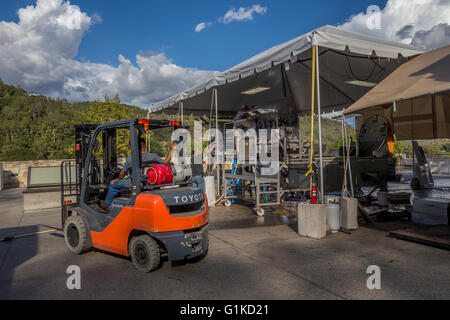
[170,164,192,183]
[327,204,340,233]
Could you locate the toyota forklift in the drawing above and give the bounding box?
[60,119,209,272]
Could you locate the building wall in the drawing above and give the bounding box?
[0,158,126,189]
[0,160,72,189]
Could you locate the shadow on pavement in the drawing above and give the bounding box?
[0,225,39,299]
[0,189,23,203]
[210,213,297,231]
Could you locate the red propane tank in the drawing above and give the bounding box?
[146,164,174,185]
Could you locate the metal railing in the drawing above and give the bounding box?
[60,160,79,225]
[399,158,450,175]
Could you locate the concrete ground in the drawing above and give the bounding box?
[0,188,449,300]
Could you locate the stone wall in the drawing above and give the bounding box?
[0,159,72,189]
[0,157,223,190]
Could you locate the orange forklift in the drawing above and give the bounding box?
[60,119,209,272]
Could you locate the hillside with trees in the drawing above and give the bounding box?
[1,79,448,161]
[0,79,146,161]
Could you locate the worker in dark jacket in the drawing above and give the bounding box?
[191,147,205,192]
[100,138,175,210]
[190,142,217,192]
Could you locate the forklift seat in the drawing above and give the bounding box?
[119,189,131,197]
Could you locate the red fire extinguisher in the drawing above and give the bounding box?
[311,185,318,204]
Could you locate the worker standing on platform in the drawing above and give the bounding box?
[191,143,216,192]
[191,147,205,192]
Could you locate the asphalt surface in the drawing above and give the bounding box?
[0,188,449,300]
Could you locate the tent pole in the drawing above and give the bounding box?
[341,115,347,192]
[180,101,184,126]
[214,88,220,196]
[209,89,214,132]
[315,45,325,204]
[207,89,214,177]
[343,113,355,197]
[147,109,151,152]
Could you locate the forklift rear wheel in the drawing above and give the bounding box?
[129,235,161,273]
[64,215,91,254]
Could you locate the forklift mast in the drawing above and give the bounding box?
[101,128,118,185]
[71,125,118,197]
[74,125,98,201]
[61,124,97,224]
[61,119,183,225]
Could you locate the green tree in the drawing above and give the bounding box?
[394,139,405,155]
[80,96,146,157]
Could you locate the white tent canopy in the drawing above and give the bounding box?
[149,25,424,116]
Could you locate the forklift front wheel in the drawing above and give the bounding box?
[64,215,91,254]
[129,235,161,273]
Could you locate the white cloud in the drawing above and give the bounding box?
[411,23,450,49]
[195,22,207,32]
[338,0,450,49]
[194,4,267,33]
[0,0,217,106]
[221,5,267,24]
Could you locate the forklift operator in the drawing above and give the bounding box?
[100,138,176,210]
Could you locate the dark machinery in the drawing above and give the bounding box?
[320,114,398,194]
[411,140,434,190]
[222,98,304,216]
[223,104,399,208]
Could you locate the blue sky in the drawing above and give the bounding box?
[1,0,386,71]
[0,0,448,106]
